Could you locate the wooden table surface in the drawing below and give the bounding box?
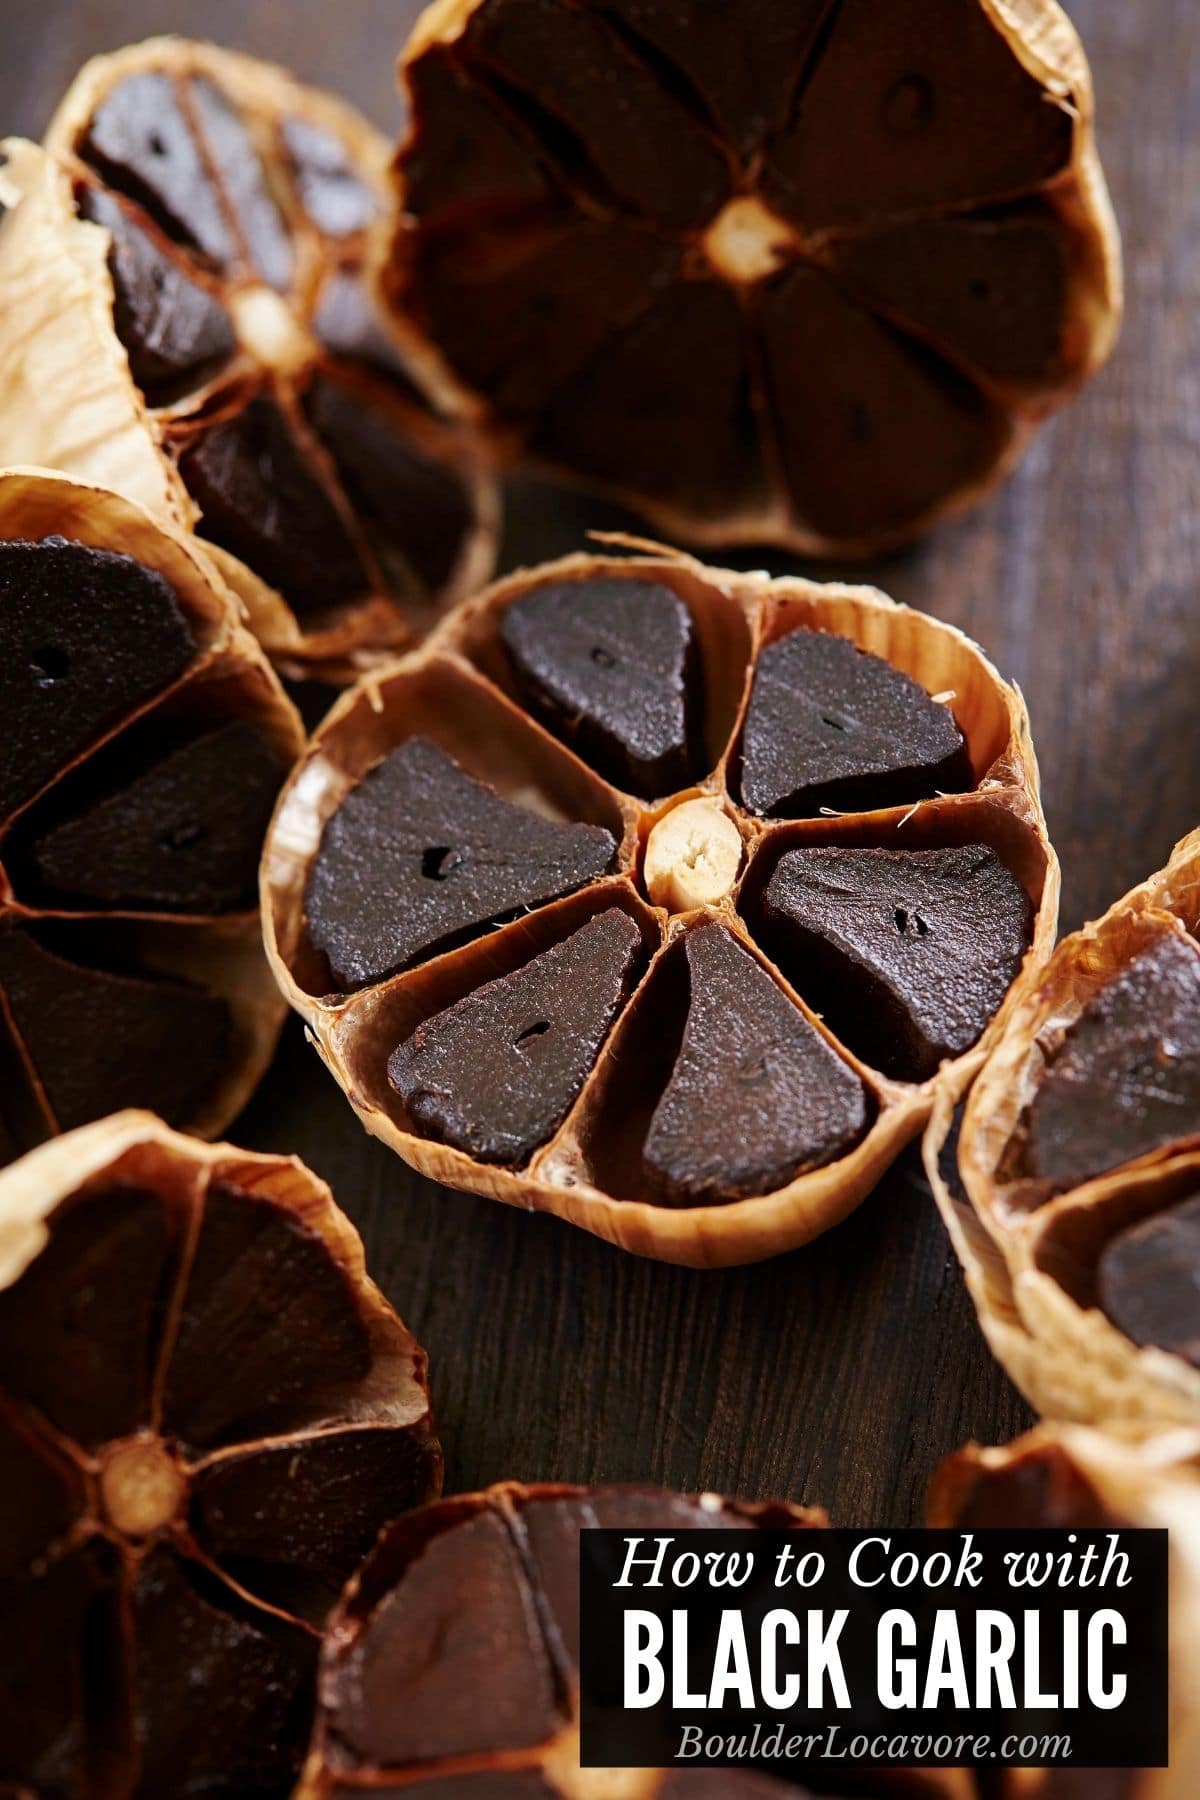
[3,0,1196,1525]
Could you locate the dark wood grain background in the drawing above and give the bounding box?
[3,0,1196,1525]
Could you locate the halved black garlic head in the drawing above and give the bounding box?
[263,549,1056,1265]
[388,0,1120,554]
[0,39,497,679]
[0,1111,439,1799]
[0,469,303,1164]
[925,826,1200,1429]
[300,1480,837,1797]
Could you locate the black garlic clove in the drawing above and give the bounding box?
[739,627,971,818]
[0,929,231,1133]
[177,396,369,616]
[80,70,236,262]
[760,843,1033,1082]
[79,185,236,400]
[0,536,196,822]
[305,737,617,990]
[500,577,704,798]
[1097,1195,1200,1368]
[26,719,285,914]
[389,907,643,1165]
[643,923,868,1203]
[1023,933,1200,1191]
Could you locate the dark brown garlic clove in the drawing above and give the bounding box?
[1097,1195,1200,1368]
[739,627,970,818]
[78,183,236,400]
[0,927,232,1134]
[763,0,1074,230]
[304,374,476,597]
[24,718,285,914]
[456,0,731,228]
[301,1481,823,1793]
[0,1175,172,1448]
[0,534,196,820]
[389,906,643,1166]
[282,115,378,237]
[643,923,868,1203]
[753,268,1013,543]
[531,278,767,522]
[499,577,704,798]
[587,0,832,158]
[0,1542,121,1796]
[191,1426,437,1624]
[827,201,1074,389]
[305,737,617,990]
[80,68,235,260]
[127,1544,316,1795]
[926,826,1200,1429]
[176,396,370,617]
[188,74,294,289]
[761,844,1034,1081]
[1021,931,1200,1193]
[159,1178,375,1450]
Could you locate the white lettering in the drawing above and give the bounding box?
[708,1613,755,1707]
[624,1612,664,1706]
[1089,1612,1127,1708]
[879,1609,917,1708]
[761,1609,800,1708]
